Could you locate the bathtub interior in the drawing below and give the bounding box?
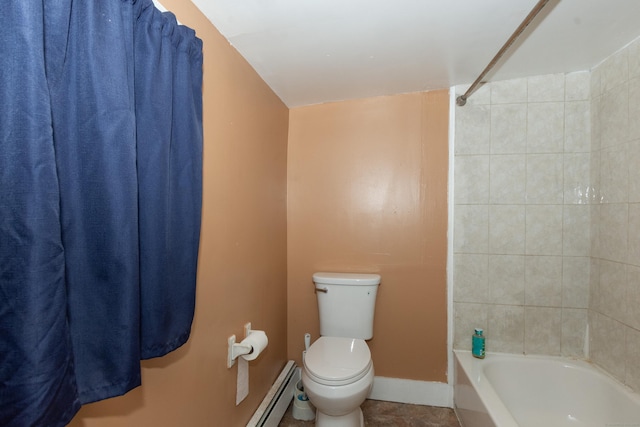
[454,350,640,427]
[483,358,640,426]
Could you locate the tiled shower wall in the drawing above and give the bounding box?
[453,72,592,358]
[589,37,640,391]
[453,35,640,392]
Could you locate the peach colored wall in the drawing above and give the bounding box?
[287,90,449,382]
[69,1,289,426]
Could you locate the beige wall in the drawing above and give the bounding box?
[69,1,290,426]
[287,91,449,382]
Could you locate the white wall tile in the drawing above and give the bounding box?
[562,256,590,308]
[589,150,602,204]
[527,102,564,153]
[626,326,640,390]
[598,260,627,320]
[629,140,640,202]
[453,303,488,350]
[590,205,601,258]
[454,204,489,254]
[564,101,591,153]
[564,152,591,204]
[563,205,591,256]
[600,48,629,93]
[489,255,525,305]
[589,257,601,311]
[629,38,640,79]
[526,154,564,204]
[628,203,640,266]
[455,105,491,155]
[526,205,563,255]
[489,205,525,254]
[590,66,602,99]
[528,74,565,102]
[590,95,602,151]
[454,254,490,303]
[455,155,490,204]
[590,311,627,383]
[600,84,629,149]
[487,305,524,353]
[525,307,562,355]
[489,154,526,204]
[446,68,640,364]
[565,71,591,101]
[629,77,640,140]
[525,255,563,307]
[561,308,587,357]
[598,203,628,263]
[599,143,629,203]
[491,78,527,104]
[626,265,640,330]
[491,104,527,153]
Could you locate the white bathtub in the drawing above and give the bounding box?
[454,350,640,427]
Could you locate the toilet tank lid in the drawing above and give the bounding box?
[313,272,381,286]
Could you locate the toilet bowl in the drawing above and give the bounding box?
[302,336,374,427]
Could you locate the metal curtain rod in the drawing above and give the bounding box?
[456,0,552,106]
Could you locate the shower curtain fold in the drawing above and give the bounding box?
[0,3,81,426]
[134,4,203,360]
[0,0,202,425]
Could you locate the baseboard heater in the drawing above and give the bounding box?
[246,360,298,427]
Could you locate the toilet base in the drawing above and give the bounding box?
[315,407,363,427]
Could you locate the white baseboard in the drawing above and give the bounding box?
[368,376,453,408]
[247,361,298,427]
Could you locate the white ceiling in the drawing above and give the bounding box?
[190,0,640,107]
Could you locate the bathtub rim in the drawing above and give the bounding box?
[454,350,517,427]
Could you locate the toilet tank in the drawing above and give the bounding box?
[313,272,380,340]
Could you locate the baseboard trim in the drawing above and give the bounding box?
[246,361,298,427]
[368,376,453,408]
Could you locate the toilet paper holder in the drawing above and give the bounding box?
[227,322,264,368]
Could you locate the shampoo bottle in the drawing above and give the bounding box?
[472,328,485,359]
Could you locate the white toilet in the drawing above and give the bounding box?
[302,272,381,427]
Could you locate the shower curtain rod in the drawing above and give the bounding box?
[456,0,552,106]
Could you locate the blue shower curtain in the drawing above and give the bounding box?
[0,1,203,425]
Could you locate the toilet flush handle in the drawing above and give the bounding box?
[314,287,328,293]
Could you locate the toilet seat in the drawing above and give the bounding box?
[304,336,372,386]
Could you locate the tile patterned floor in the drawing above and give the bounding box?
[279,399,461,427]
